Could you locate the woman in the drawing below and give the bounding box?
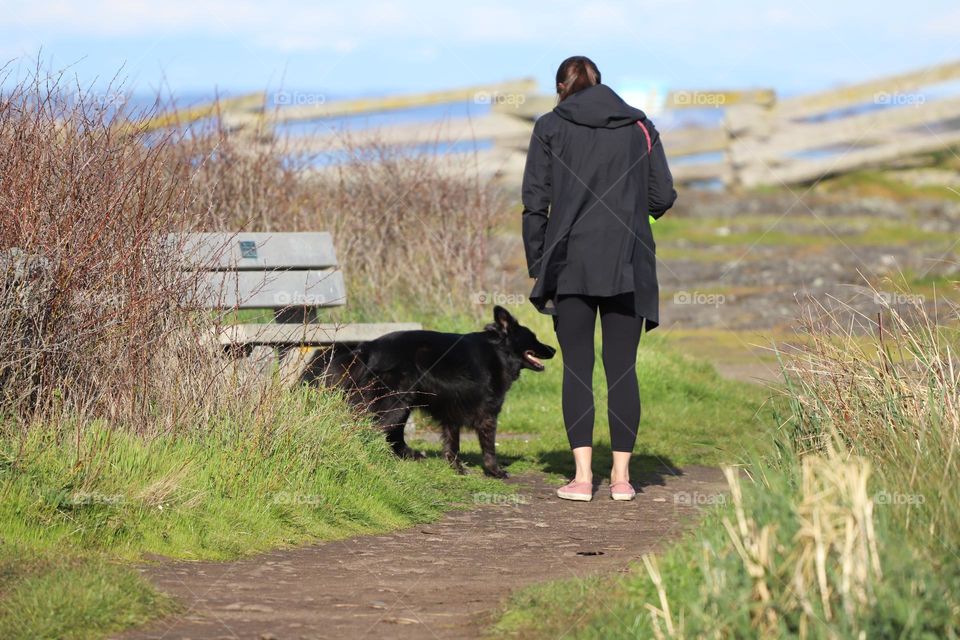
[521,56,677,502]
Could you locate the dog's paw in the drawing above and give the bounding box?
[398,447,426,461]
[484,467,510,479]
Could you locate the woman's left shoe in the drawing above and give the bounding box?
[610,480,636,501]
[556,480,594,501]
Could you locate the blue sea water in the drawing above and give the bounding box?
[115,77,960,171]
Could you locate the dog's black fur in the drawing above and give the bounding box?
[303,306,556,478]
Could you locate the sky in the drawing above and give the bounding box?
[2,0,960,101]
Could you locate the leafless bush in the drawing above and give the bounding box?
[0,69,277,431]
[304,136,509,314]
[0,65,512,434]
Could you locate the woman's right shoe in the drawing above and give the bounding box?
[556,480,594,501]
[610,480,636,501]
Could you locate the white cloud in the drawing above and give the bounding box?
[0,0,708,50]
[924,7,960,35]
[5,0,352,51]
[10,0,257,36]
[3,0,956,70]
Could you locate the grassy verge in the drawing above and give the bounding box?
[0,389,507,639]
[490,299,960,639]
[492,464,960,639]
[0,308,772,639]
[0,553,171,640]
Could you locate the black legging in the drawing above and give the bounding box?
[555,293,642,452]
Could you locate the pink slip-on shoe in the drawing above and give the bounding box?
[556,480,593,502]
[610,480,636,501]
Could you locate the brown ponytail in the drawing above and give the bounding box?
[556,56,601,102]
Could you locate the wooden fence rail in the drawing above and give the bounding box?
[726,59,960,187]
[136,60,960,190]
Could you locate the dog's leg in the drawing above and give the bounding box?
[477,416,508,479]
[383,409,423,460]
[441,424,466,475]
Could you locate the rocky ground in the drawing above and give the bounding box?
[658,191,960,329]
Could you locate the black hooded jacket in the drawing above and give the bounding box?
[521,83,676,330]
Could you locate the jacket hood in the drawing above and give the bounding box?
[552,83,647,129]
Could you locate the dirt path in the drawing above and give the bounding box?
[118,467,726,640]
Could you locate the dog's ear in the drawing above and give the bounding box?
[492,305,515,332]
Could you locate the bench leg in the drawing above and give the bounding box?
[277,346,322,387]
[404,412,416,438]
[249,346,277,377]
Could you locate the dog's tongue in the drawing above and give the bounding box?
[524,351,543,367]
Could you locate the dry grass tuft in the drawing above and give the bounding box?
[792,456,881,624]
[783,285,959,551]
[646,458,883,640]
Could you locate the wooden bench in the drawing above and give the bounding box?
[176,231,421,383]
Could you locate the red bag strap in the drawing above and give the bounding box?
[636,120,652,153]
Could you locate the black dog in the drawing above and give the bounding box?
[303,306,556,478]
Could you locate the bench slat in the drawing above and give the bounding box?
[197,269,347,309]
[176,232,338,271]
[217,322,422,345]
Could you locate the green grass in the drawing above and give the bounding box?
[220,299,480,330]
[0,389,508,638]
[403,305,775,482]
[650,213,951,248]
[0,552,173,640]
[900,268,960,291]
[227,304,774,481]
[491,462,960,639]
[814,168,960,201]
[0,307,772,639]
[489,304,960,639]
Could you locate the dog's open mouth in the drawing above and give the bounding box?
[523,350,546,371]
